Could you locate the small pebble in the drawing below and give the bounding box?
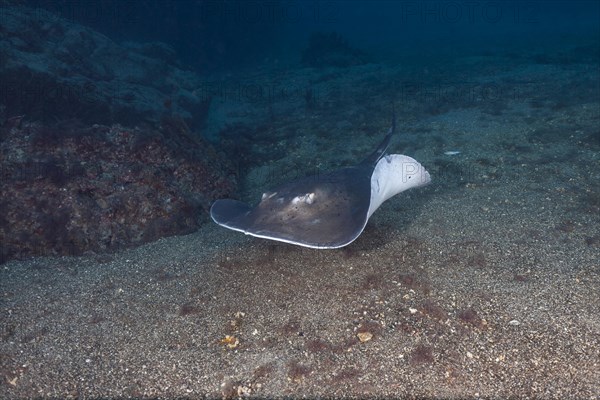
[357,332,373,342]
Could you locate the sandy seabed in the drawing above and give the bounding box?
[2,56,600,399]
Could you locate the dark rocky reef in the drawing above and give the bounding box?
[0,6,239,264]
[0,117,236,263]
[0,5,209,129]
[301,32,369,68]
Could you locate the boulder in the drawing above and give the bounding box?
[0,117,236,263]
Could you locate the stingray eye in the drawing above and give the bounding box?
[306,192,316,204]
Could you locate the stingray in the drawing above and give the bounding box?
[210,116,431,249]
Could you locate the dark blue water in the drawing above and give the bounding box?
[25,0,600,72]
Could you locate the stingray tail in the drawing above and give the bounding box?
[361,108,396,166]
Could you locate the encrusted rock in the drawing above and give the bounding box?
[0,118,236,263]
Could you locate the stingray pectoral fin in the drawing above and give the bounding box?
[367,154,431,218]
[210,199,252,233]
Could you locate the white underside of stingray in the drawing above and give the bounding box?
[367,154,431,218]
[210,121,431,249]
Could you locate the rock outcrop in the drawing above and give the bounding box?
[0,6,240,263]
[0,5,209,128]
[0,117,236,263]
